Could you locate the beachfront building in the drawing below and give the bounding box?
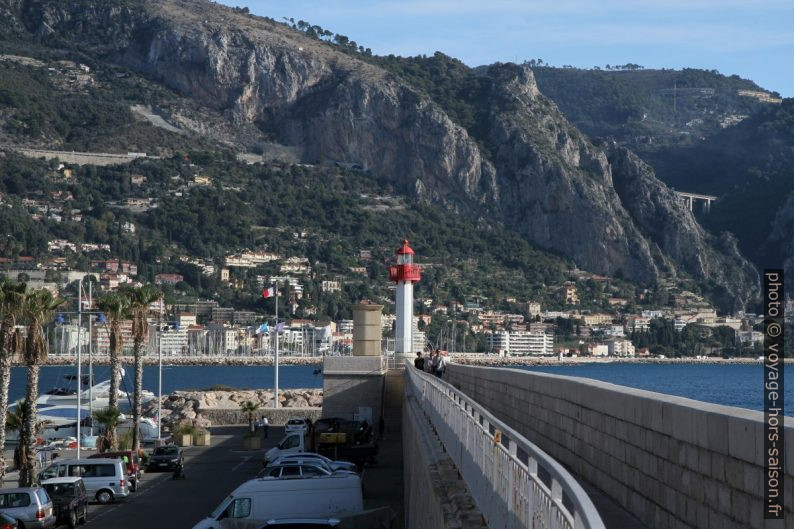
[486,330,554,356]
[607,338,635,357]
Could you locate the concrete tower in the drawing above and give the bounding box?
[388,240,421,356]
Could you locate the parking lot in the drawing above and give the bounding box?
[2,421,404,529]
[3,426,280,529]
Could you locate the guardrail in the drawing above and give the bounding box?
[405,366,605,529]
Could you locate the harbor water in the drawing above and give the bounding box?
[7,362,791,416]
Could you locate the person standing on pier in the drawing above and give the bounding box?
[414,351,425,371]
[436,351,447,379]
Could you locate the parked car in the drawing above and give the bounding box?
[265,457,356,477]
[0,512,17,529]
[258,462,336,479]
[259,519,340,528]
[267,453,357,473]
[284,418,309,434]
[41,477,89,528]
[88,450,141,491]
[37,458,130,504]
[191,474,362,529]
[147,445,183,472]
[0,487,56,529]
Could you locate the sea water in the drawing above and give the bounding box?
[7,365,323,404]
[516,362,793,416]
[9,363,792,417]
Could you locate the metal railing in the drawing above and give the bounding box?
[405,366,605,529]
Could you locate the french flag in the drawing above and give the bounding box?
[262,286,275,299]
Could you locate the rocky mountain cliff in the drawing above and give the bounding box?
[1,0,760,309]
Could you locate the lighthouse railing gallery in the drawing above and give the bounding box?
[405,366,605,529]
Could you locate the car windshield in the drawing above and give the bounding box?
[287,420,304,425]
[154,447,179,456]
[44,483,74,496]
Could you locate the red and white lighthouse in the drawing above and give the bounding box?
[388,240,421,355]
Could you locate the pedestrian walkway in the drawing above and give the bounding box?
[361,368,405,528]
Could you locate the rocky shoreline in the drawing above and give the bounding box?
[143,388,323,431]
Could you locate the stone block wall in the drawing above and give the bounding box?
[322,356,385,426]
[201,407,321,426]
[446,364,794,529]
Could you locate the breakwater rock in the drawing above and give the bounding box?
[449,355,786,367]
[143,387,322,430]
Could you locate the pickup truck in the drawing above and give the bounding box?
[264,419,377,467]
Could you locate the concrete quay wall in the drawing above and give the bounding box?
[446,364,794,529]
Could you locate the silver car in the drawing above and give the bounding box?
[0,487,56,529]
[258,461,342,479]
[268,453,357,473]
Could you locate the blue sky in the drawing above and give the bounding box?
[218,0,794,96]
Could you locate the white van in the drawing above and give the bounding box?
[37,458,130,504]
[191,474,363,529]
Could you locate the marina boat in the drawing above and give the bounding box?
[6,369,158,444]
[37,371,156,409]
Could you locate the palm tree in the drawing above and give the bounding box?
[5,400,24,435]
[8,400,48,474]
[124,285,161,451]
[92,407,122,453]
[18,289,62,486]
[240,400,260,433]
[0,280,26,485]
[96,293,129,449]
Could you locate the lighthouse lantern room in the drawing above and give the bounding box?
[389,240,421,355]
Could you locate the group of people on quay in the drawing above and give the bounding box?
[414,348,447,378]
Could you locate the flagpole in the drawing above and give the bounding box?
[76,277,82,460]
[274,282,279,409]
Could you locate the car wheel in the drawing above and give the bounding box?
[96,489,114,504]
[69,509,78,529]
[80,505,89,524]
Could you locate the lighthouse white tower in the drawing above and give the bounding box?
[389,240,421,356]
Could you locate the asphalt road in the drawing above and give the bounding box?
[81,426,278,529]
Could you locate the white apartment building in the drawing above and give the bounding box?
[159,328,188,354]
[486,330,554,356]
[178,313,197,328]
[93,320,134,354]
[607,338,635,357]
[268,276,304,299]
[321,280,341,293]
